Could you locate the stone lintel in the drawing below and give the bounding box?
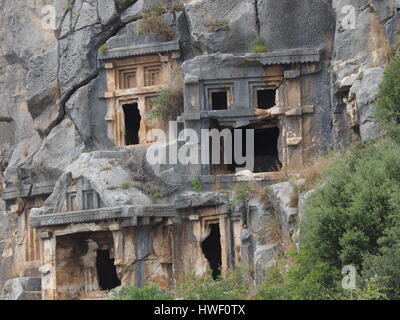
[243,48,321,66]
[99,40,180,61]
[30,205,177,228]
[1,182,55,201]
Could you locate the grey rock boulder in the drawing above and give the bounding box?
[350,67,386,141]
[0,277,41,300]
[26,45,61,137]
[185,0,257,54]
[254,243,281,286]
[26,119,85,183]
[269,182,298,239]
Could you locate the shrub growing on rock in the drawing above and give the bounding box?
[375,53,400,142]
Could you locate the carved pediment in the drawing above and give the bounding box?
[65,177,104,212]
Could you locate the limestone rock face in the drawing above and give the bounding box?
[0,277,41,300]
[0,0,399,297]
[258,0,335,51]
[184,0,257,54]
[331,0,399,144]
[269,182,298,240]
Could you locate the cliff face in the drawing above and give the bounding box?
[0,0,399,297]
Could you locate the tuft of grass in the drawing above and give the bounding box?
[251,36,268,53]
[146,80,184,123]
[132,183,163,202]
[98,43,110,54]
[205,17,230,32]
[192,177,202,193]
[256,215,283,245]
[138,5,173,40]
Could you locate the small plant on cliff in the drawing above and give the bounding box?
[251,36,268,53]
[230,183,252,204]
[98,43,110,54]
[192,177,202,193]
[146,84,184,123]
[205,17,230,32]
[138,5,173,40]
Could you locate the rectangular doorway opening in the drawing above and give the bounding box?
[96,250,121,291]
[253,126,281,172]
[201,223,222,280]
[211,91,228,110]
[122,103,141,145]
[221,125,281,174]
[257,89,276,109]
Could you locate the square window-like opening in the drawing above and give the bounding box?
[211,91,228,110]
[257,89,276,109]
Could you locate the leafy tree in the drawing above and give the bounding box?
[258,140,400,299]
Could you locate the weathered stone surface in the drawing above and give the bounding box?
[98,0,118,25]
[26,119,85,183]
[0,199,14,291]
[254,243,281,286]
[0,277,41,300]
[0,0,399,298]
[3,133,42,184]
[331,0,394,145]
[26,45,61,137]
[185,0,257,53]
[121,0,169,23]
[75,0,99,30]
[350,66,386,141]
[258,0,335,51]
[269,182,298,239]
[65,83,92,143]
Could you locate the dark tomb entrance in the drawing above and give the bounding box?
[123,103,141,145]
[253,126,281,172]
[201,224,222,280]
[211,91,228,110]
[225,125,281,173]
[96,250,121,291]
[256,89,276,109]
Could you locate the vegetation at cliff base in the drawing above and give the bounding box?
[110,270,248,300]
[375,53,400,142]
[257,140,400,299]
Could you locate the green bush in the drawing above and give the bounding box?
[147,88,184,123]
[375,54,400,141]
[177,270,248,300]
[258,140,400,299]
[110,284,174,300]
